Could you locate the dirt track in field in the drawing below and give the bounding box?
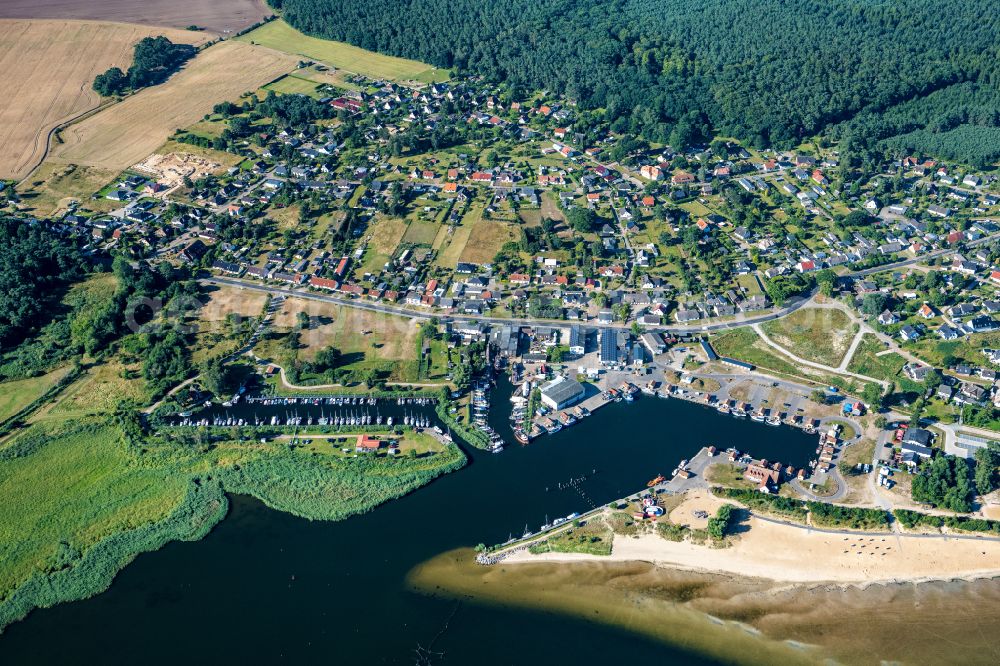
[0,0,271,35]
[0,19,207,180]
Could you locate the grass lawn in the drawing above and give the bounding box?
[238,20,448,83]
[760,307,858,367]
[528,516,613,556]
[267,298,423,382]
[711,328,801,376]
[293,430,446,457]
[705,463,755,490]
[264,73,326,98]
[0,366,73,422]
[401,217,441,246]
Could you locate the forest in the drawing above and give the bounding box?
[0,217,86,348]
[272,0,1000,164]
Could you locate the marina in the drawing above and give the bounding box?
[2,378,822,665]
[168,393,439,430]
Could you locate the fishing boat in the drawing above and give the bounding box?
[647,474,666,487]
[715,401,730,414]
[765,414,781,426]
[514,429,531,444]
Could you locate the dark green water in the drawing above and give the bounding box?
[0,383,816,664]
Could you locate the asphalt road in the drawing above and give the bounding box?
[203,231,1000,335]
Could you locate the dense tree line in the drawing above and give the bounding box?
[93,36,196,96]
[0,217,86,348]
[912,455,974,513]
[274,0,1000,160]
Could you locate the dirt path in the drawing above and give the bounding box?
[751,322,887,388]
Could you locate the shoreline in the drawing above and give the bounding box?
[502,514,1000,586]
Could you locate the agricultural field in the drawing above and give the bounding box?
[0,19,206,180]
[760,307,858,367]
[0,0,271,34]
[47,40,297,172]
[237,19,448,83]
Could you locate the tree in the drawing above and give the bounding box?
[860,292,888,316]
[451,362,471,391]
[92,67,128,96]
[815,269,835,297]
[200,356,235,396]
[810,389,831,405]
[862,382,883,408]
[974,442,1000,495]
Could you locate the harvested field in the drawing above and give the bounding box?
[0,0,271,35]
[237,19,448,83]
[0,19,205,180]
[48,40,297,172]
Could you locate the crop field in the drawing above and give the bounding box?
[0,0,271,34]
[760,307,858,367]
[0,19,206,180]
[238,19,448,83]
[48,40,297,172]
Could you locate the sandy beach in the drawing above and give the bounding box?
[505,514,1000,584]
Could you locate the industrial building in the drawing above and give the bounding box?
[539,376,586,410]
